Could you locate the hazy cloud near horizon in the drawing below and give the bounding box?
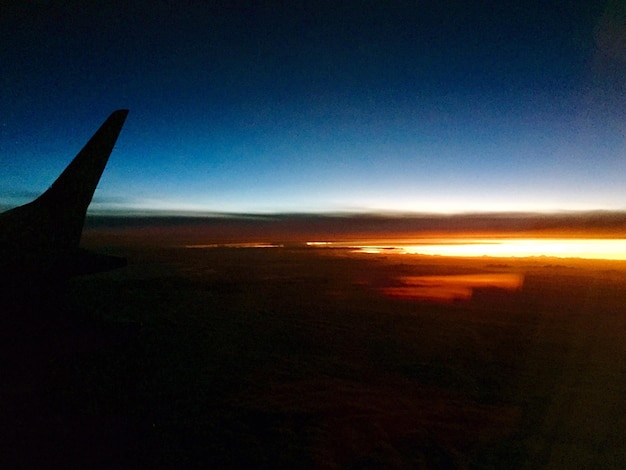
[81,211,626,243]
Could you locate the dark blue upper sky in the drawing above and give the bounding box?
[1,1,624,214]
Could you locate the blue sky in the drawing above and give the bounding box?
[1,1,624,214]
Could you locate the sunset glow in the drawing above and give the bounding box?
[186,243,283,249]
[184,238,626,260]
[400,239,626,260]
[310,239,626,260]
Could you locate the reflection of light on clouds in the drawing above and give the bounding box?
[381,285,473,302]
[402,274,524,289]
[381,274,524,302]
[307,239,626,261]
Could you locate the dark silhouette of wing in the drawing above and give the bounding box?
[0,110,129,315]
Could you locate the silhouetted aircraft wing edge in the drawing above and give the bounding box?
[0,110,129,308]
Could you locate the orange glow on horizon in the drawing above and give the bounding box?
[306,238,626,261]
[186,243,283,249]
[182,238,626,261]
[401,239,626,260]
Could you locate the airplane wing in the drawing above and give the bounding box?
[0,110,129,315]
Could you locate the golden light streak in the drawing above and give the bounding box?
[400,239,626,260]
[306,238,626,260]
[186,243,283,249]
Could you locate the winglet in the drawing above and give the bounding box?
[0,110,130,315]
[0,110,129,272]
[33,109,129,248]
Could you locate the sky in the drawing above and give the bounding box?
[1,1,625,215]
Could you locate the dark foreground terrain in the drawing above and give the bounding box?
[2,245,626,468]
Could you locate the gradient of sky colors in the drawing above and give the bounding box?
[1,1,625,215]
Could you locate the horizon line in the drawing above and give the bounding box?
[79,208,626,219]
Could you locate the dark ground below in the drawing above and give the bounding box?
[2,246,626,468]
